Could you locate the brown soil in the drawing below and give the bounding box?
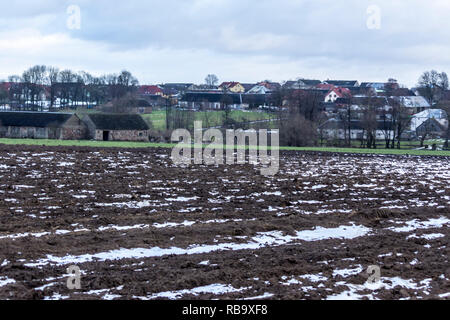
[0,145,448,300]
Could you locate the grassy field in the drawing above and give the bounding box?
[1,138,449,156]
[141,110,277,131]
[0,138,174,149]
[58,108,276,131]
[346,139,447,150]
[280,146,450,156]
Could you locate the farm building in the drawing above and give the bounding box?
[416,118,447,138]
[410,109,448,132]
[0,112,86,140]
[83,114,150,142]
[179,92,270,110]
[319,119,394,140]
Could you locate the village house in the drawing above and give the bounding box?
[360,82,387,92]
[0,112,86,140]
[323,80,360,88]
[324,87,352,103]
[411,109,448,137]
[416,118,447,139]
[315,83,335,91]
[283,79,321,90]
[0,112,85,139]
[395,96,431,114]
[189,84,220,91]
[247,85,271,95]
[138,85,163,96]
[179,92,247,110]
[257,81,281,91]
[179,91,271,110]
[218,82,246,93]
[161,83,194,97]
[241,83,257,93]
[319,119,394,141]
[133,99,155,114]
[83,114,150,142]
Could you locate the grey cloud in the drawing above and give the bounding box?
[1,0,450,86]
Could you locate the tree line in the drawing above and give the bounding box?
[0,65,139,110]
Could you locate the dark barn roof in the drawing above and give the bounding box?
[162,83,193,95]
[86,114,149,131]
[181,92,269,105]
[0,112,74,128]
[241,83,256,92]
[324,80,359,87]
[347,87,369,96]
[351,96,390,107]
[300,79,322,86]
[181,92,243,104]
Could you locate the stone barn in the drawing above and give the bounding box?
[0,112,87,140]
[83,114,150,142]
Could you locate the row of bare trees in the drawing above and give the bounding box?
[274,89,416,149]
[1,65,139,110]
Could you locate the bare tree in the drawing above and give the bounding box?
[110,93,139,113]
[285,90,323,122]
[221,90,234,128]
[47,66,59,108]
[7,75,23,109]
[0,84,8,107]
[337,102,354,147]
[360,94,378,149]
[391,100,412,149]
[58,69,78,108]
[362,108,377,148]
[205,74,219,88]
[418,70,448,106]
[440,105,450,148]
[22,65,47,110]
[280,113,318,147]
[379,105,394,149]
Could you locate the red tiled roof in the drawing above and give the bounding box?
[219,82,241,89]
[316,83,335,90]
[0,82,13,91]
[138,85,163,95]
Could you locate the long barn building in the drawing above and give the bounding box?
[83,114,150,142]
[0,112,86,140]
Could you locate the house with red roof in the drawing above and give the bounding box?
[324,87,352,102]
[138,85,163,96]
[0,82,13,92]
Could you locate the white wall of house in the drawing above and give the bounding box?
[322,129,394,140]
[247,86,269,94]
[324,91,339,103]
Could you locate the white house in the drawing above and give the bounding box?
[324,87,351,103]
[396,96,430,113]
[410,109,448,131]
[247,85,270,95]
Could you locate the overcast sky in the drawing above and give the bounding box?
[1,0,450,87]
